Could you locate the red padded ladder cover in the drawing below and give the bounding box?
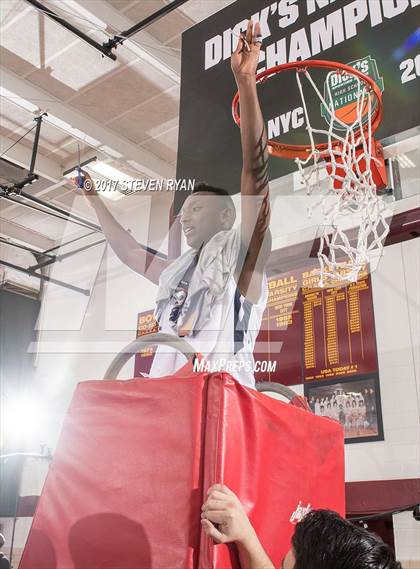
[20,365,344,568]
[200,375,345,568]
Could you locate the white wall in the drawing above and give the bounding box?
[344,240,420,482]
[347,239,420,566]
[394,511,420,567]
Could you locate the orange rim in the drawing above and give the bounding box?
[232,60,384,160]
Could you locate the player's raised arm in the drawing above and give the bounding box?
[231,19,272,302]
[72,171,169,285]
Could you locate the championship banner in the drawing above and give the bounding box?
[134,309,159,377]
[176,0,420,207]
[254,263,379,385]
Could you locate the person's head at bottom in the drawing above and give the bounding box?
[201,485,401,569]
[283,509,401,569]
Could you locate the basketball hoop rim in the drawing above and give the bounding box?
[232,59,384,160]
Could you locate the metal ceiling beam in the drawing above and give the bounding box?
[2,195,98,231]
[103,0,189,55]
[24,0,117,61]
[28,114,45,176]
[2,193,101,232]
[0,259,90,295]
[2,192,167,261]
[71,0,180,83]
[0,218,55,250]
[26,0,185,80]
[0,179,69,218]
[42,230,97,254]
[4,113,47,192]
[29,237,107,271]
[0,134,62,182]
[0,67,173,180]
[0,236,54,258]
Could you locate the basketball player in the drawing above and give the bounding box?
[326,401,332,418]
[200,485,402,569]
[358,399,367,430]
[332,400,339,422]
[338,404,346,426]
[73,20,270,388]
[344,399,352,432]
[350,399,358,430]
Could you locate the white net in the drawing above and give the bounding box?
[293,67,390,287]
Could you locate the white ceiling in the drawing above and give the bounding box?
[0,0,236,249]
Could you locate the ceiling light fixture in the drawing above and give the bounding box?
[88,161,134,181]
[86,161,135,201]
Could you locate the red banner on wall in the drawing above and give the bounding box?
[134,310,159,377]
[254,273,302,385]
[254,265,378,385]
[302,266,378,382]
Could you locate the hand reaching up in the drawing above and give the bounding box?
[231,19,263,82]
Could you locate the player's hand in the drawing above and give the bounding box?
[70,169,97,196]
[201,484,256,546]
[231,19,262,81]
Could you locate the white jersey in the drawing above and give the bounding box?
[149,272,268,389]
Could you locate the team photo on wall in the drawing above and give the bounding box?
[305,375,384,443]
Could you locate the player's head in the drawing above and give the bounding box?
[0,533,4,547]
[282,510,401,569]
[180,183,236,249]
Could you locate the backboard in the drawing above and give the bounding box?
[176,0,420,211]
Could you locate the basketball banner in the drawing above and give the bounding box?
[176,0,420,205]
[253,262,378,385]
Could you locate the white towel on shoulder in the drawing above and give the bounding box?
[155,227,240,337]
